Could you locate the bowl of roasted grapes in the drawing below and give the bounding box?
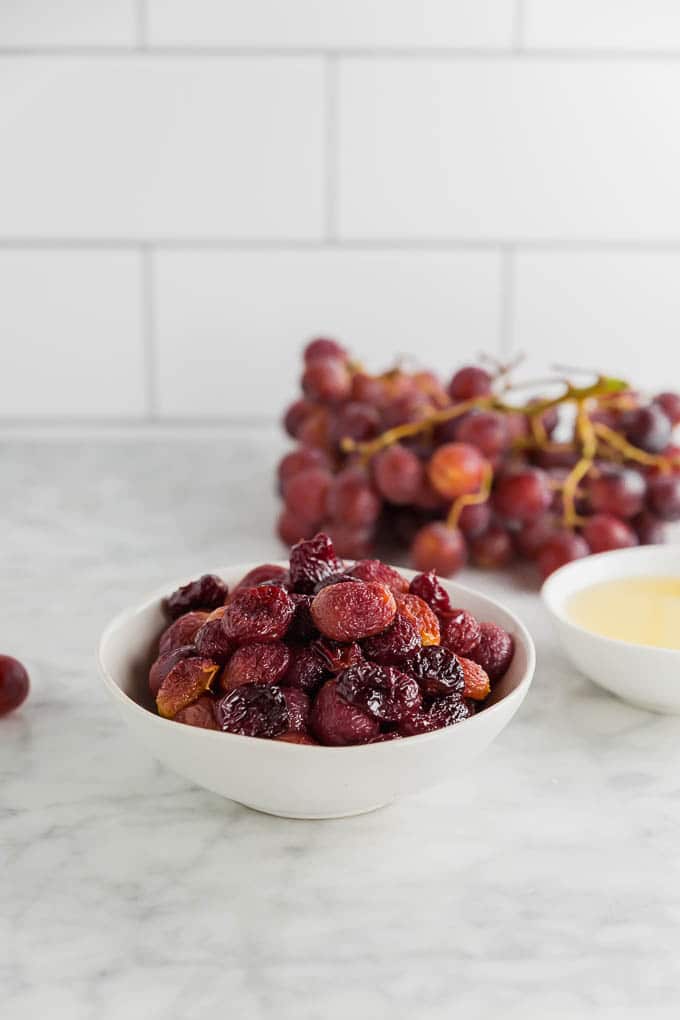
[99,534,534,818]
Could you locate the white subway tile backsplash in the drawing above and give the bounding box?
[0,0,137,47]
[148,0,515,50]
[154,250,502,418]
[338,58,680,241]
[513,252,680,391]
[524,1,680,52]
[0,251,144,417]
[0,57,324,239]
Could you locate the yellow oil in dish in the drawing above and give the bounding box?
[567,576,680,649]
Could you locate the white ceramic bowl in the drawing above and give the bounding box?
[542,544,680,714]
[98,563,535,818]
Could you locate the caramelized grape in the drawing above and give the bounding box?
[165,574,228,619]
[0,655,30,717]
[399,694,472,735]
[349,559,409,596]
[439,609,481,657]
[217,683,289,739]
[314,637,363,673]
[408,569,452,615]
[234,564,289,591]
[537,531,589,580]
[336,662,421,723]
[468,622,514,680]
[311,581,396,641]
[410,523,467,577]
[582,513,637,554]
[222,585,295,643]
[448,365,492,400]
[156,657,219,719]
[289,533,344,593]
[158,611,209,656]
[373,443,425,505]
[149,644,195,697]
[173,695,219,730]
[283,645,329,693]
[362,615,420,667]
[457,656,491,700]
[428,442,489,500]
[310,678,380,745]
[221,641,291,692]
[408,645,464,696]
[194,609,233,662]
[493,467,551,524]
[395,593,440,645]
[279,687,311,733]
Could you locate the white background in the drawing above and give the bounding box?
[2,0,680,423]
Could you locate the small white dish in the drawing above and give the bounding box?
[98,563,534,819]
[542,544,680,714]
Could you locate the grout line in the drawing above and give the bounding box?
[499,246,516,359]
[324,54,340,243]
[140,245,158,420]
[7,238,680,252]
[513,0,525,53]
[136,0,149,50]
[4,45,680,61]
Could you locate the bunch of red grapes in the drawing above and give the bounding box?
[277,338,680,581]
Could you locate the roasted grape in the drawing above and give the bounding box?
[221,641,291,692]
[289,533,344,594]
[335,662,421,723]
[311,581,396,641]
[395,593,440,646]
[361,615,420,667]
[439,609,481,657]
[349,559,409,596]
[159,611,209,656]
[222,585,295,643]
[468,622,514,681]
[0,655,30,717]
[165,574,228,619]
[310,678,380,745]
[156,657,220,719]
[217,683,289,739]
[399,694,472,736]
[408,645,464,696]
[408,569,452,615]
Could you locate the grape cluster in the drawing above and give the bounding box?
[278,338,680,581]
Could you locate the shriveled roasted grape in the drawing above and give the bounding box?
[283,644,329,693]
[361,615,420,667]
[220,641,291,692]
[336,662,421,723]
[314,637,363,673]
[470,525,514,568]
[310,678,380,745]
[468,622,514,680]
[234,564,289,592]
[493,467,551,525]
[538,531,589,580]
[289,533,344,594]
[457,656,491,700]
[278,687,311,733]
[582,513,637,554]
[588,464,646,518]
[194,607,233,662]
[165,574,228,619]
[410,523,467,577]
[311,581,396,641]
[395,593,440,645]
[408,569,452,615]
[428,442,489,500]
[448,365,492,400]
[217,683,289,739]
[349,559,409,596]
[0,655,30,717]
[156,657,220,719]
[312,572,355,593]
[408,645,464,696]
[439,609,481,657]
[159,611,209,656]
[149,644,196,697]
[326,467,381,528]
[399,694,472,736]
[173,694,219,730]
[222,585,295,643]
[373,443,425,505]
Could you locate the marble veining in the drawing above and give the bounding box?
[2,430,680,1019]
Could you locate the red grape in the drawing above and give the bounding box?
[330,401,381,447]
[654,391,680,426]
[648,474,680,521]
[327,467,381,527]
[410,522,467,576]
[513,515,558,560]
[302,355,351,404]
[304,337,347,363]
[283,467,331,527]
[448,365,492,401]
[456,411,509,464]
[457,500,492,538]
[277,445,329,489]
[537,531,589,580]
[296,405,331,449]
[493,467,552,524]
[582,514,637,554]
[470,525,514,568]
[382,391,432,429]
[277,508,317,546]
[351,372,389,407]
[625,404,672,454]
[588,465,646,519]
[634,511,667,545]
[320,521,373,559]
[373,443,424,505]
[0,655,30,717]
[428,442,489,500]
[283,399,315,439]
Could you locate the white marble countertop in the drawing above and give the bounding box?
[3,428,680,1020]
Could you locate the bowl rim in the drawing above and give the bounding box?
[98,562,536,752]
[541,544,680,657]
